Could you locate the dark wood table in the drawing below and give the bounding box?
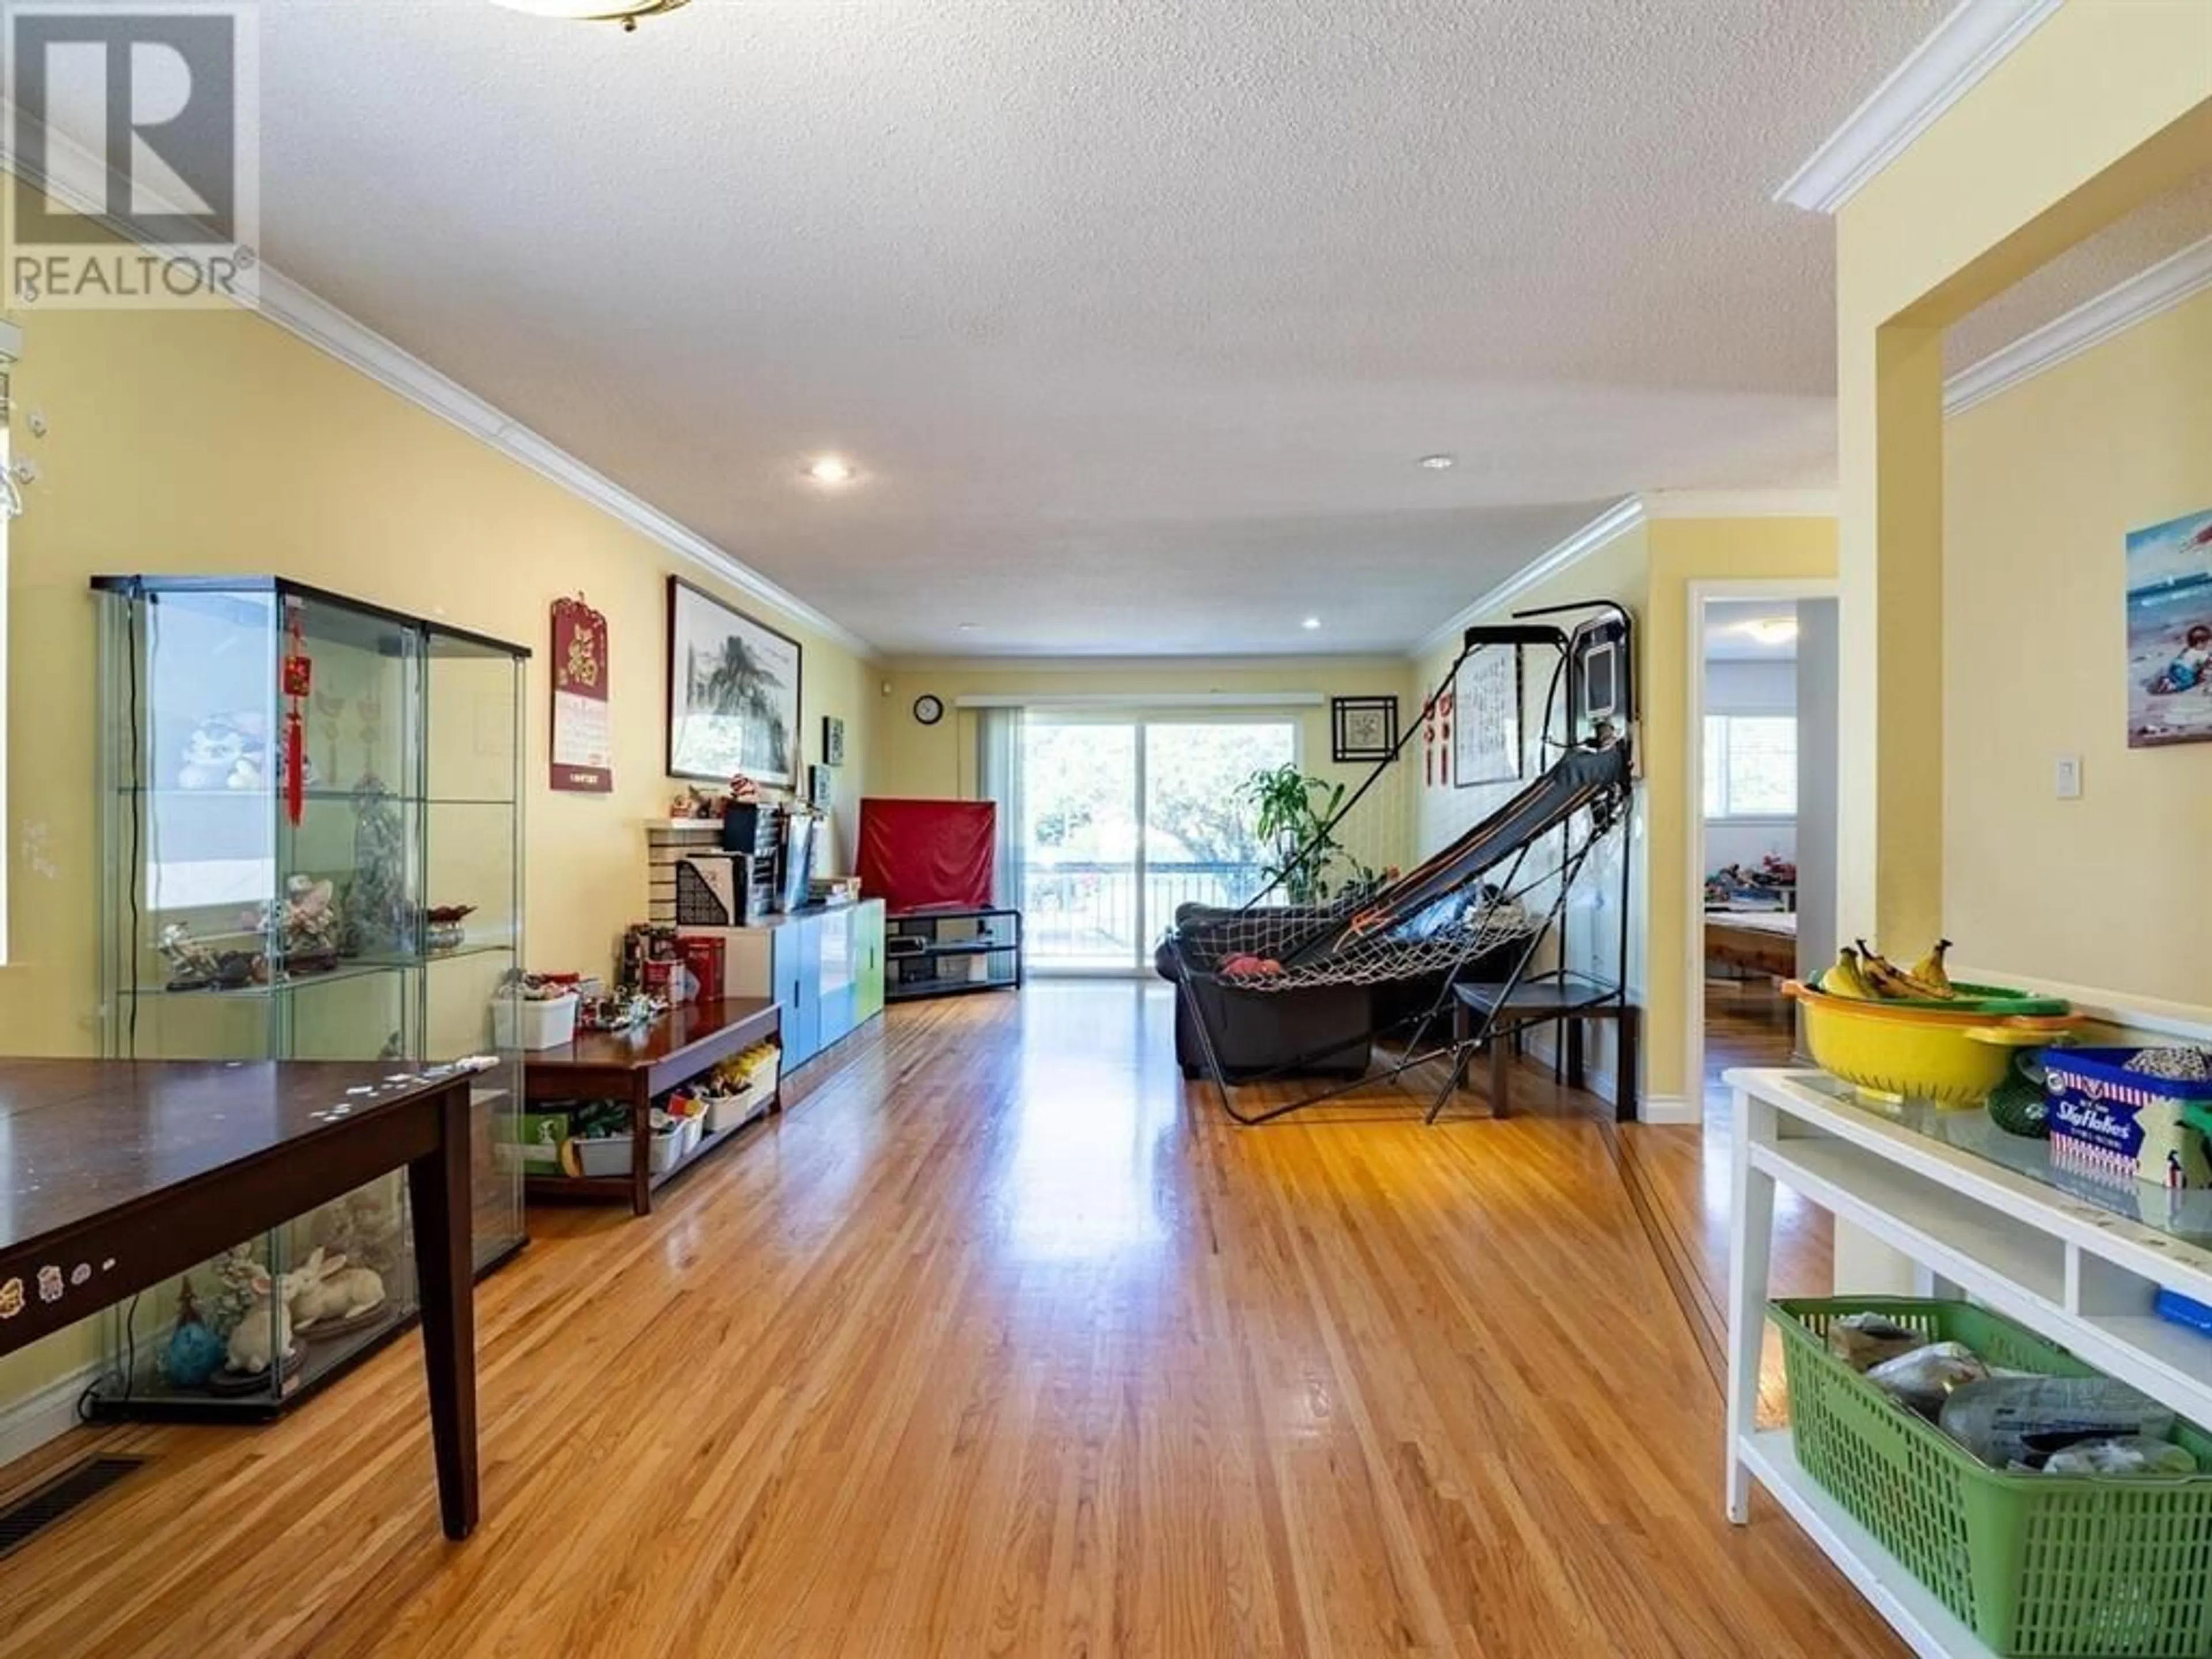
[1449,974,1639,1123]
[524,998,782,1215]
[0,1058,482,1539]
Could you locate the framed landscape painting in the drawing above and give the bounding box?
[2126,506,2212,749]
[666,577,802,786]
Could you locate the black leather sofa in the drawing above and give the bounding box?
[1156,901,1533,1082]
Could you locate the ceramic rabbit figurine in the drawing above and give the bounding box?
[224,1266,297,1376]
[288,1247,386,1331]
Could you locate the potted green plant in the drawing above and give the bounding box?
[1239,763,1370,904]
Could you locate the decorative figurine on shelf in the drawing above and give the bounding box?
[155,922,259,991]
[221,1263,301,1378]
[670,783,719,820]
[342,776,408,955]
[245,874,344,976]
[727,770,760,804]
[287,1247,386,1335]
[206,1243,263,1342]
[177,713,262,790]
[423,904,474,955]
[310,1179,406,1281]
[161,1279,225,1389]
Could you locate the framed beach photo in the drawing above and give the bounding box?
[665,577,802,786]
[2126,506,2212,749]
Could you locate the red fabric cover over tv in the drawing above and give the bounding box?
[858,798,997,912]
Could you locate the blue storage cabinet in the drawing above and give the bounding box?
[711,902,884,1071]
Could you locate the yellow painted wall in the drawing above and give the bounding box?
[1830,0,2209,1297]
[1944,286,2212,1005]
[0,304,877,1407]
[876,657,1423,877]
[1411,522,1653,1104]
[1410,514,1836,1114]
[1835,0,2212,952]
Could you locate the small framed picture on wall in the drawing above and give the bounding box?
[821,714,846,767]
[1331,695,1399,763]
[808,763,834,810]
[1453,645,1523,787]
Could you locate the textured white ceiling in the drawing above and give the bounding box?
[233,0,1956,656]
[1705,598,1798,661]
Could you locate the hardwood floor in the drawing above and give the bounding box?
[0,983,1899,1658]
[1611,978,1829,1413]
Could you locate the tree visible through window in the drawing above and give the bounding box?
[1703,715,1796,817]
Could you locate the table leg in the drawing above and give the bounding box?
[1725,1083,1778,1523]
[407,1079,479,1541]
[1566,1018,1586,1091]
[630,1077,654,1218]
[1617,1007,1639,1124]
[1490,1023,1512,1118]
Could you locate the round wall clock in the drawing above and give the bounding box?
[912,694,945,726]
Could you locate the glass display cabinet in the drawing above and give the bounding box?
[89,576,529,1420]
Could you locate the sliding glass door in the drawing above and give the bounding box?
[1020,713,1297,969]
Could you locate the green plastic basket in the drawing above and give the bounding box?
[1771,1296,2212,1657]
[1807,974,2075,1018]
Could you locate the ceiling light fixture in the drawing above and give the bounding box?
[1416,453,1457,471]
[1744,618,1799,645]
[803,456,857,486]
[490,0,690,31]
[1301,616,1322,631]
[957,622,980,632]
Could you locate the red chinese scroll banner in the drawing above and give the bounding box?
[551,594,612,792]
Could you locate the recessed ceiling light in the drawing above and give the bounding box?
[1416,453,1457,471]
[1301,616,1322,630]
[490,0,690,28]
[803,456,857,486]
[1744,618,1799,645]
[957,622,979,632]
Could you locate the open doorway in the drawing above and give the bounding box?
[1685,582,1838,1116]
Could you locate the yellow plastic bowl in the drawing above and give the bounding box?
[1781,982,2079,1107]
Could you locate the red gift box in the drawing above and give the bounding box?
[674,935,724,1005]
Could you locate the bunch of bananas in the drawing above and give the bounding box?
[1823,939,1955,1002]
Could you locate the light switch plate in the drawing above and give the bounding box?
[2054,755,2082,799]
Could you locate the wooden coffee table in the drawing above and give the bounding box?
[522,998,782,1215]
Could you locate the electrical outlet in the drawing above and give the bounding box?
[2054,755,2082,800]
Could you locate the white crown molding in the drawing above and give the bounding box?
[0,108,877,660]
[1641,488,1840,520]
[1410,497,1646,662]
[1774,0,2064,214]
[1944,233,2212,416]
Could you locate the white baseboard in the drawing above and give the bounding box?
[1639,1094,1699,1126]
[1521,1025,1641,1117]
[0,1362,100,1471]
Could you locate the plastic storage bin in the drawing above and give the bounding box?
[491,991,579,1052]
[647,1118,690,1175]
[569,1134,631,1178]
[1771,1295,2212,1656]
[702,1050,781,1132]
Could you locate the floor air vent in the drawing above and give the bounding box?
[0,1457,146,1556]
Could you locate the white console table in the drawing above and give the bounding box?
[1724,1066,2212,1659]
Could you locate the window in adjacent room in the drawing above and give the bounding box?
[1703,714,1797,818]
